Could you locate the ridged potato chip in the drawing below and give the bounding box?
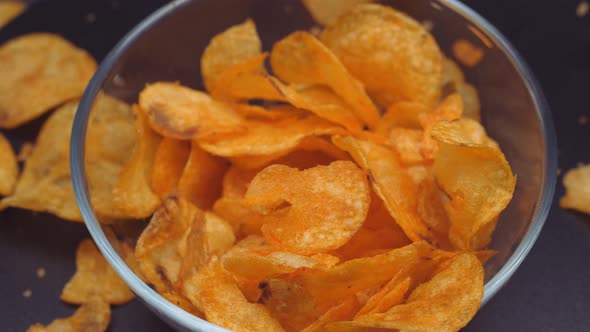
[0,133,18,196]
[0,1,25,28]
[61,239,135,305]
[333,136,434,243]
[303,0,373,26]
[201,19,262,92]
[560,164,590,214]
[432,119,516,250]
[244,161,370,255]
[27,299,111,332]
[112,106,161,219]
[320,4,443,108]
[182,258,284,332]
[139,82,244,140]
[353,253,483,332]
[0,33,96,128]
[271,31,379,129]
[151,138,191,199]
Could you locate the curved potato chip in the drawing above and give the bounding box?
[376,102,431,135]
[333,136,434,243]
[151,138,191,199]
[178,142,228,209]
[419,93,463,159]
[271,31,379,129]
[0,2,25,28]
[0,133,17,196]
[61,238,135,305]
[198,115,344,157]
[0,33,96,128]
[182,258,284,332]
[560,164,590,214]
[356,277,411,317]
[26,299,111,332]
[244,161,370,255]
[303,0,373,26]
[353,253,483,332]
[302,297,361,332]
[320,4,443,108]
[416,176,452,250]
[139,82,244,140]
[112,106,161,219]
[432,119,516,250]
[388,128,425,165]
[201,19,262,92]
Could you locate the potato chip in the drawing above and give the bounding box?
[139,82,244,140]
[388,128,425,165]
[151,138,191,199]
[353,253,483,332]
[26,299,111,332]
[232,103,301,121]
[0,33,96,128]
[320,4,443,108]
[61,239,135,305]
[456,82,481,122]
[182,258,284,332]
[333,136,434,243]
[419,93,463,159]
[303,0,373,26]
[302,297,361,332]
[0,133,18,196]
[112,106,161,219]
[432,119,516,250]
[1,95,136,221]
[376,102,431,135]
[452,39,485,67]
[355,277,411,317]
[271,31,379,129]
[560,164,590,214]
[416,176,452,250]
[0,1,25,28]
[244,161,370,255]
[201,19,262,92]
[178,142,228,209]
[294,241,434,313]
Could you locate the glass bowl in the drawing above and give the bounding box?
[71,0,557,330]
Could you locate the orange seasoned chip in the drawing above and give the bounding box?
[201,19,262,92]
[151,138,191,199]
[0,2,25,28]
[0,133,17,196]
[353,253,484,332]
[302,297,361,332]
[61,239,135,305]
[0,33,97,128]
[178,142,228,209]
[303,0,373,26]
[432,119,516,250]
[320,4,443,108]
[419,93,463,159]
[452,39,485,67]
[333,136,434,243]
[560,164,590,214]
[416,176,452,250]
[26,299,111,332]
[271,31,379,129]
[112,106,161,219]
[356,277,411,317]
[388,128,425,165]
[139,82,244,140]
[182,258,284,332]
[377,102,431,135]
[244,161,370,255]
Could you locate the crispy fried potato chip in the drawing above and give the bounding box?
[356,277,411,317]
[452,39,485,67]
[377,102,431,135]
[320,4,443,108]
[151,138,191,199]
[0,1,25,28]
[333,136,434,243]
[139,82,244,139]
[244,161,370,255]
[112,106,161,219]
[388,128,425,165]
[432,119,516,250]
[271,31,379,128]
[560,164,590,214]
[183,258,284,332]
[303,0,373,26]
[302,297,361,332]
[419,93,463,159]
[1,95,136,221]
[0,133,17,196]
[416,176,452,250]
[27,299,111,332]
[0,33,96,128]
[61,239,134,305]
[178,142,228,209]
[353,253,484,332]
[201,19,262,92]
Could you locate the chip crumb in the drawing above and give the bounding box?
[17,142,34,161]
[36,267,46,279]
[85,12,96,23]
[452,39,485,67]
[422,20,434,32]
[577,1,589,17]
[23,289,32,298]
[578,115,588,125]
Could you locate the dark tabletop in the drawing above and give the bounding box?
[1,0,589,331]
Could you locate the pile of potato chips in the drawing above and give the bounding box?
[0,1,519,332]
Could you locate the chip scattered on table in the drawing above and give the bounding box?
[27,299,111,332]
[560,164,590,214]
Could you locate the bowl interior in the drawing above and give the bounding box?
[72,0,556,330]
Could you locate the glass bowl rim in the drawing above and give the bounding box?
[70,0,557,330]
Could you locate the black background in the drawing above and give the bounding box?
[0,0,589,331]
